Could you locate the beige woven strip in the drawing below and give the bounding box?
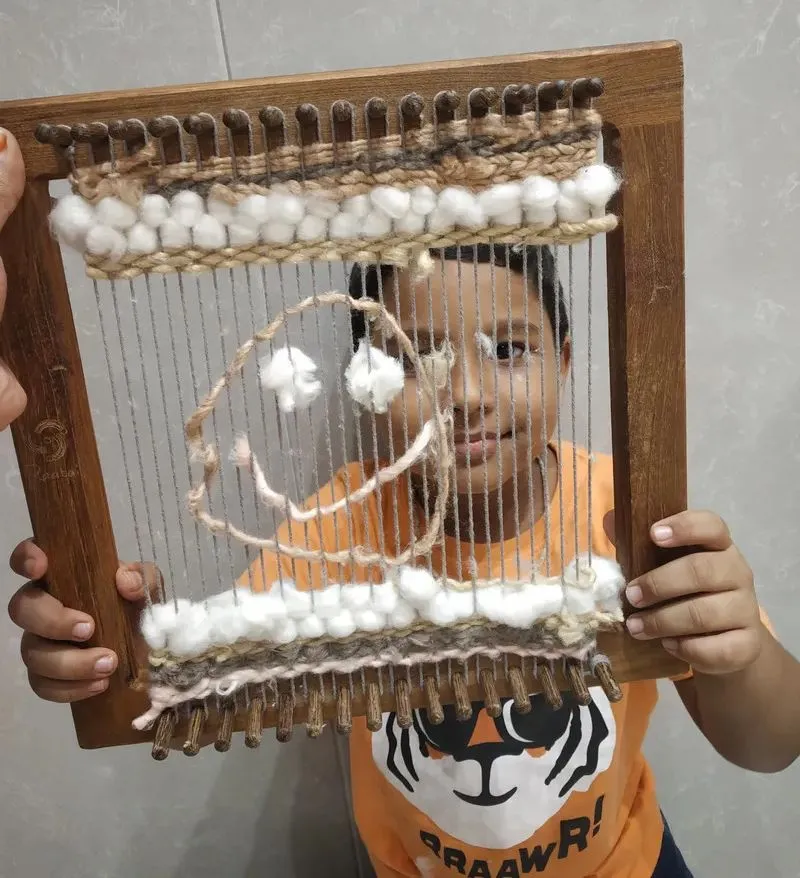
[85,216,618,280]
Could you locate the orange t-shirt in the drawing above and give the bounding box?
[241,445,667,877]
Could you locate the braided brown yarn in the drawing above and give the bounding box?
[84,217,618,281]
[184,291,452,569]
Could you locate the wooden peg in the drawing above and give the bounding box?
[245,695,264,748]
[365,97,388,139]
[306,685,324,738]
[423,675,444,725]
[336,685,353,735]
[331,100,355,145]
[215,702,235,752]
[259,106,286,152]
[276,692,294,743]
[571,77,605,109]
[593,659,623,703]
[507,666,532,714]
[147,115,183,164]
[295,103,320,147]
[479,669,502,718]
[222,108,252,161]
[538,664,563,709]
[183,706,206,756]
[151,710,177,761]
[434,90,459,125]
[399,93,424,133]
[537,80,567,113]
[452,670,473,721]
[395,678,413,729]
[468,87,498,119]
[365,680,383,732]
[565,660,592,706]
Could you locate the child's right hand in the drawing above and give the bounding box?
[7,539,149,703]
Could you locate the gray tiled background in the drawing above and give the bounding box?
[1,2,799,876]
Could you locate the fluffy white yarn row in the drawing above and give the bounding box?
[260,343,405,414]
[50,165,620,258]
[141,555,625,658]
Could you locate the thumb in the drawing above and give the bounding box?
[603,509,616,547]
[0,129,25,234]
[116,562,165,609]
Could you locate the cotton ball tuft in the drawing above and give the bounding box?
[260,345,322,412]
[170,190,206,227]
[139,194,170,228]
[341,584,373,611]
[370,582,398,615]
[86,225,127,261]
[326,609,357,639]
[345,339,405,413]
[312,584,342,620]
[270,618,298,645]
[556,179,590,223]
[420,590,457,626]
[437,187,477,225]
[329,212,360,240]
[562,585,596,617]
[573,165,620,217]
[450,589,477,621]
[410,185,437,217]
[270,194,304,225]
[296,214,327,241]
[95,196,138,231]
[237,194,272,227]
[228,221,260,246]
[478,183,522,218]
[388,601,417,629]
[342,195,371,219]
[521,176,559,226]
[354,609,386,633]
[397,566,439,606]
[261,222,295,245]
[159,218,191,250]
[192,215,227,249]
[394,211,426,235]
[128,222,159,254]
[50,195,95,248]
[492,207,523,227]
[475,586,506,624]
[371,186,411,220]
[281,584,313,619]
[207,196,237,225]
[426,207,455,234]
[305,195,340,220]
[360,210,392,238]
[166,604,213,656]
[297,614,326,640]
[140,599,191,650]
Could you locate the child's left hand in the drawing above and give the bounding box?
[605,510,763,676]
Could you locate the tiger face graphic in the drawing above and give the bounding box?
[371,687,616,849]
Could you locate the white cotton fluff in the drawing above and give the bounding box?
[206,196,237,225]
[140,599,192,650]
[280,584,313,619]
[556,179,591,223]
[341,584,373,611]
[305,195,340,220]
[312,584,342,620]
[260,345,322,412]
[139,194,171,228]
[419,590,457,626]
[503,584,564,627]
[426,207,456,233]
[475,586,506,624]
[85,225,127,261]
[342,194,371,218]
[371,186,411,219]
[270,194,304,225]
[360,210,392,238]
[159,218,192,250]
[450,589,477,621]
[438,187,476,224]
[588,555,625,611]
[296,214,327,241]
[167,604,214,657]
[271,618,299,645]
[478,182,522,218]
[329,212,360,240]
[394,211,427,235]
[397,566,439,606]
[208,604,251,645]
[261,221,296,244]
[345,339,405,413]
[95,196,138,231]
[237,194,272,227]
[297,614,326,640]
[573,165,620,217]
[354,609,386,633]
[127,222,159,255]
[228,221,260,246]
[410,185,437,217]
[521,176,559,226]
[492,207,524,226]
[460,202,487,230]
[170,190,206,227]
[389,601,417,629]
[50,195,95,248]
[240,592,289,639]
[562,585,596,617]
[326,609,357,639]
[370,582,398,615]
[192,214,227,249]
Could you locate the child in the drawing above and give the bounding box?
[9,244,800,878]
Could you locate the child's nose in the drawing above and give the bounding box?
[449,356,490,418]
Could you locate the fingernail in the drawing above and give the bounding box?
[626,616,644,635]
[94,655,115,674]
[652,525,673,543]
[626,585,643,607]
[73,621,92,640]
[0,130,7,154]
[88,679,109,694]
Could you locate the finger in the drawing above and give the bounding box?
[602,509,616,547]
[626,548,744,608]
[9,539,48,581]
[0,129,25,236]
[626,591,755,640]
[0,358,27,431]
[27,671,109,703]
[20,633,117,681]
[661,628,762,676]
[7,583,94,642]
[116,562,164,604]
[649,510,732,552]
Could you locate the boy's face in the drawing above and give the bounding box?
[375,258,569,496]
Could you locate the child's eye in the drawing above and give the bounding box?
[495,341,529,361]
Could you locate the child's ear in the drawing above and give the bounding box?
[560,336,572,379]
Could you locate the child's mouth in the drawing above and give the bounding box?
[452,431,509,462]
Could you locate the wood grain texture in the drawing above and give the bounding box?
[0,40,690,749]
[0,41,683,181]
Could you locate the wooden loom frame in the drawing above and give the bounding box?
[0,40,688,753]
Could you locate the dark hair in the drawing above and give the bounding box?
[348,244,568,349]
